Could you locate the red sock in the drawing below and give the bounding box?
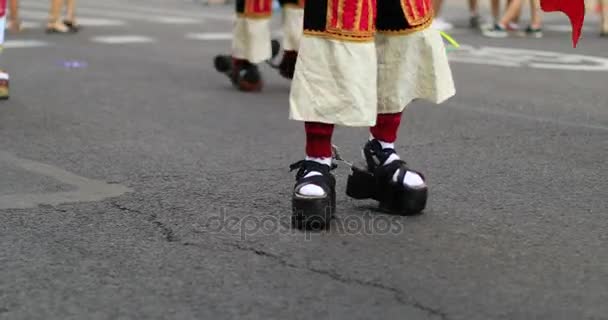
[370,113,402,143]
[305,122,334,158]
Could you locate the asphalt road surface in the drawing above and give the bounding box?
[1,0,607,319]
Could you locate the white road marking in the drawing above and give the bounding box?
[91,35,155,44]
[186,32,232,40]
[442,102,608,132]
[19,2,229,23]
[10,21,42,29]
[449,45,608,71]
[186,31,283,41]
[0,151,132,210]
[157,17,202,24]
[3,40,50,48]
[70,1,232,21]
[19,11,126,27]
[76,17,127,27]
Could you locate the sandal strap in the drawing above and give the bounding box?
[378,160,425,184]
[294,174,332,195]
[289,160,333,179]
[290,160,335,195]
[364,140,397,171]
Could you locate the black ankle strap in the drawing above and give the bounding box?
[290,160,334,180]
[364,139,397,171]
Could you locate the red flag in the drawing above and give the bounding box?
[540,0,586,47]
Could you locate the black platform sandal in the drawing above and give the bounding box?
[346,140,428,215]
[213,56,263,92]
[290,160,336,231]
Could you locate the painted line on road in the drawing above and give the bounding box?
[19,11,126,27]
[449,45,608,71]
[186,31,283,41]
[186,32,231,40]
[76,17,127,27]
[9,21,42,29]
[3,40,50,48]
[0,151,132,210]
[157,17,202,25]
[91,35,155,44]
[443,103,608,132]
[19,2,230,23]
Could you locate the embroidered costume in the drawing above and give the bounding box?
[289,0,454,230]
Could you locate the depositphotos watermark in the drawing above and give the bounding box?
[194,208,405,240]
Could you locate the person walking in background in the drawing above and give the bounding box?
[482,0,543,37]
[47,0,80,33]
[7,0,20,33]
[0,0,10,99]
[469,0,481,28]
[600,0,608,36]
[432,0,454,30]
[470,0,502,30]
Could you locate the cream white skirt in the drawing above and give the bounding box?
[289,28,456,126]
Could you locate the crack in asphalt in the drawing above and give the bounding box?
[184,241,448,320]
[107,201,445,318]
[111,202,178,242]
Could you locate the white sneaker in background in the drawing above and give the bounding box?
[431,17,454,31]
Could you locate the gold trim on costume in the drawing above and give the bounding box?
[237,12,272,19]
[326,0,334,32]
[400,0,431,26]
[303,29,375,42]
[354,0,363,30]
[336,0,345,29]
[377,16,432,34]
[367,0,374,32]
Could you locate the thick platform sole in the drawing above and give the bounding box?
[378,187,427,216]
[213,55,262,92]
[346,166,376,199]
[346,167,428,215]
[292,192,335,231]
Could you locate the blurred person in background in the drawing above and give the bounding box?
[482,0,542,37]
[469,0,483,28]
[0,0,9,99]
[47,0,80,33]
[432,0,454,30]
[484,0,522,31]
[600,0,608,36]
[7,0,20,32]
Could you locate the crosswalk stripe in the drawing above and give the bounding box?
[3,40,50,48]
[10,21,42,30]
[156,17,201,24]
[19,3,183,23]
[91,35,155,44]
[186,32,232,40]
[18,2,223,23]
[74,17,127,27]
[19,10,126,27]
[61,1,232,21]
